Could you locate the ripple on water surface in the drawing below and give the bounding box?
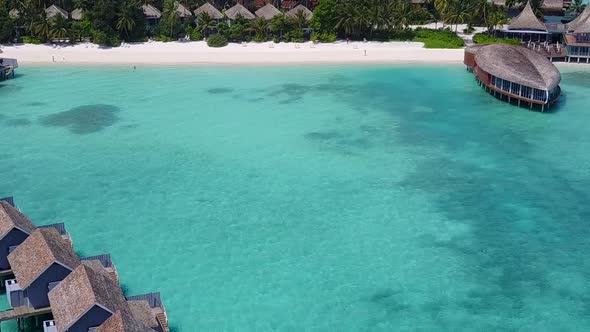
[0,64,590,331]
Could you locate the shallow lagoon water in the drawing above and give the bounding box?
[1,64,590,331]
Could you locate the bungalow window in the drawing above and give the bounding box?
[521,86,532,99]
[502,79,511,92]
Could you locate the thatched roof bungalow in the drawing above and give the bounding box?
[255,3,282,20]
[286,4,313,20]
[48,264,128,332]
[6,227,80,309]
[194,2,223,20]
[174,2,192,18]
[45,5,68,19]
[225,3,256,20]
[464,44,561,110]
[494,2,551,42]
[126,292,169,332]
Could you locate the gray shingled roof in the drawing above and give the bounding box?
[48,264,127,332]
[286,4,313,20]
[508,2,547,31]
[0,200,36,239]
[142,4,161,18]
[8,228,80,289]
[255,3,282,20]
[225,3,256,20]
[45,5,68,19]
[96,309,155,332]
[474,44,561,91]
[194,2,223,20]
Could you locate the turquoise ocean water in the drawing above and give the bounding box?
[1,64,590,331]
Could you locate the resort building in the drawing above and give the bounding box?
[126,293,169,332]
[6,228,80,309]
[142,4,162,28]
[194,2,224,20]
[225,3,256,21]
[0,200,70,272]
[564,5,590,62]
[47,264,128,332]
[286,4,314,20]
[174,2,192,20]
[45,5,68,20]
[81,254,119,284]
[464,43,561,111]
[496,2,551,42]
[94,309,155,332]
[255,3,282,20]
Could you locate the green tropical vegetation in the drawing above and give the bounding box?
[0,0,538,49]
[473,32,520,45]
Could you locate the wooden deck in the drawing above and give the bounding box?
[0,306,51,322]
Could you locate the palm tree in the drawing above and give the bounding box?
[197,12,216,38]
[291,10,309,30]
[269,13,288,40]
[117,14,135,38]
[162,0,179,38]
[248,17,268,40]
[32,16,50,40]
[568,0,585,15]
[392,0,411,30]
[49,16,69,40]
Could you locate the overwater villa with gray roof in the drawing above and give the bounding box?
[0,200,70,273]
[6,227,80,309]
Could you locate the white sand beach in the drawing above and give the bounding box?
[0,41,465,65]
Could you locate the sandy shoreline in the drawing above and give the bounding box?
[0,41,466,65]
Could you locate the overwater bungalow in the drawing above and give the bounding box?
[0,200,70,273]
[47,264,128,332]
[0,200,36,271]
[95,309,155,332]
[194,2,224,20]
[286,4,313,20]
[464,43,561,111]
[45,5,68,20]
[126,292,169,332]
[71,8,83,21]
[564,5,590,62]
[6,228,80,309]
[255,3,282,20]
[81,253,119,284]
[142,4,162,28]
[225,3,256,21]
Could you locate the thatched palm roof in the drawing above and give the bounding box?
[9,9,19,19]
[194,2,223,19]
[255,3,282,20]
[48,264,127,332]
[71,8,83,21]
[474,44,560,91]
[142,4,161,18]
[0,200,36,239]
[567,4,590,33]
[175,2,192,18]
[542,0,563,11]
[226,3,256,20]
[508,2,547,31]
[46,5,68,19]
[8,228,80,288]
[286,4,313,20]
[96,309,155,332]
